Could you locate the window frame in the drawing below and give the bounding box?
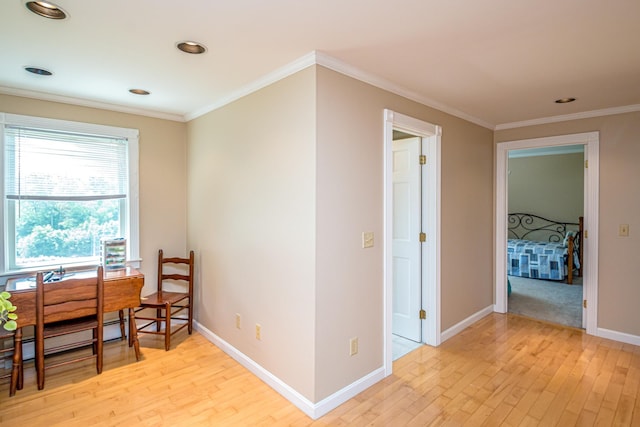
[0,112,140,275]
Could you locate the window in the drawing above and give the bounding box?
[1,113,139,274]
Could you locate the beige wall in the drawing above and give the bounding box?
[0,94,188,292]
[508,152,584,222]
[314,66,494,400]
[186,65,494,403]
[186,67,318,399]
[496,111,640,336]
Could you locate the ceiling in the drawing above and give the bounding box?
[1,0,639,129]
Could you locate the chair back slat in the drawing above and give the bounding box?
[161,273,190,282]
[157,249,195,293]
[37,268,104,324]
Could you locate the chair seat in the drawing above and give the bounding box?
[140,291,189,307]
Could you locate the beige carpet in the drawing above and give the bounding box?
[508,276,583,328]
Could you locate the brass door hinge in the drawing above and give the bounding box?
[584,230,588,239]
[419,309,427,319]
[585,160,588,169]
[419,155,426,165]
[419,232,426,242]
[583,300,587,309]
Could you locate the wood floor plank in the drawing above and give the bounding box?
[1,313,639,426]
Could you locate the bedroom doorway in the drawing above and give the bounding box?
[495,132,599,336]
[507,146,584,328]
[383,110,441,375]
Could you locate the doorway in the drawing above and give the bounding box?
[391,134,424,359]
[495,132,599,335]
[383,110,441,376]
[507,145,584,328]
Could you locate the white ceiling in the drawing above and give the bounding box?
[1,0,639,129]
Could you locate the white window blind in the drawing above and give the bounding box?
[5,126,128,201]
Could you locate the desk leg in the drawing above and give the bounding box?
[129,308,141,361]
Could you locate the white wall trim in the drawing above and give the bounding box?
[495,132,600,335]
[441,305,494,343]
[0,86,185,123]
[5,53,636,130]
[312,367,386,419]
[317,52,493,130]
[184,52,318,121]
[495,104,640,130]
[596,328,640,347]
[186,50,492,128]
[194,321,385,420]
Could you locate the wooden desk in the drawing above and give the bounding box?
[5,267,144,360]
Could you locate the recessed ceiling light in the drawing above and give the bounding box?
[176,41,207,54]
[24,66,53,76]
[25,1,68,19]
[129,89,151,95]
[555,97,576,104]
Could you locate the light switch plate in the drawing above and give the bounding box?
[362,232,374,248]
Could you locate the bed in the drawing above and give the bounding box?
[507,213,583,284]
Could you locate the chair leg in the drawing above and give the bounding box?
[118,309,126,341]
[36,329,45,391]
[188,298,193,335]
[9,328,23,396]
[156,308,162,332]
[164,302,171,351]
[97,326,103,375]
[17,330,24,391]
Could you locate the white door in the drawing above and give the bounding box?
[392,137,422,342]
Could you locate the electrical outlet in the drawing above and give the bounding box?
[350,337,358,356]
[235,313,241,329]
[362,232,374,248]
[619,224,630,237]
[255,324,261,340]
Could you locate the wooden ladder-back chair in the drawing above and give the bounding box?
[35,266,104,390]
[0,327,23,396]
[135,250,194,351]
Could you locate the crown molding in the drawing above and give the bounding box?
[185,50,495,129]
[495,104,640,130]
[184,52,318,121]
[313,51,494,130]
[0,86,185,122]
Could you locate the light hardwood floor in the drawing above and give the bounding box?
[1,313,638,426]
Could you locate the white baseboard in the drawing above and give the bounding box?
[441,305,494,343]
[491,303,640,347]
[194,320,385,420]
[596,327,640,346]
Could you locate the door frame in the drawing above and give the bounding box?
[495,132,599,335]
[383,110,441,376]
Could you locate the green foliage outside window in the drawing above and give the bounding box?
[14,199,120,266]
